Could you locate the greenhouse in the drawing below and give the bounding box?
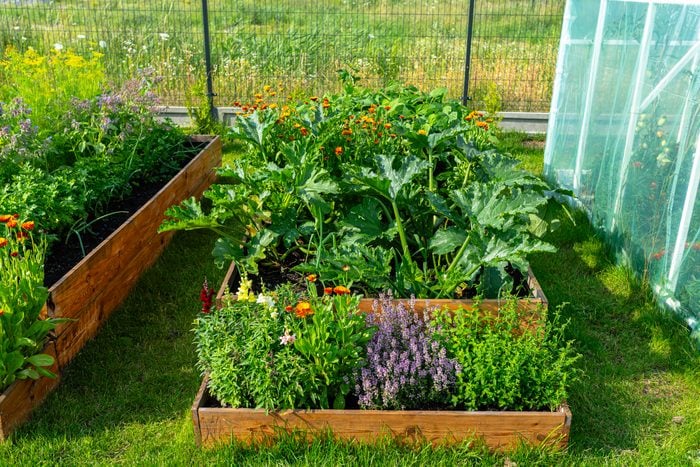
[545,0,700,342]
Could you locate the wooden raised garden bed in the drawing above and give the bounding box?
[192,375,571,450]
[0,135,222,440]
[199,262,566,449]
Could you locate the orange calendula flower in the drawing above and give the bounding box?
[0,215,11,223]
[333,285,351,295]
[322,99,330,108]
[6,219,17,228]
[476,121,489,130]
[0,309,4,316]
[15,232,26,242]
[324,287,333,295]
[285,305,293,312]
[384,105,391,111]
[0,237,7,248]
[341,129,352,136]
[384,123,392,129]
[12,214,18,219]
[417,129,427,136]
[306,274,317,282]
[299,127,309,136]
[295,301,313,318]
[335,147,343,156]
[21,221,34,231]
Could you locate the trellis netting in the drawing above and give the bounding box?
[544,0,700,344]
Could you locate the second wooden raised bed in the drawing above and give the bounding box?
[0,135,222,440]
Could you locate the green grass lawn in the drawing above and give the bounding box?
[0,135,698,465]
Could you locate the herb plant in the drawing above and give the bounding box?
[433,298,580,411]
[355,292,460,410]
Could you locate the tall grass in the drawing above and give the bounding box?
[0,0,564,111]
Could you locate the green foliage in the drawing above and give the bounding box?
[194,280,374,410]
[0,218,66,391]
[163,83,559,298]
[433,299,580,411]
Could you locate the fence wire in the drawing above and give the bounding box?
[0,0,564,112]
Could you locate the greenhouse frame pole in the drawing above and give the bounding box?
[668,133,700,293]
[572,0,608,192]
[611,3,657,230]
[544,0,573,172]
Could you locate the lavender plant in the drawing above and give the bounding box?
[355,292,460,410]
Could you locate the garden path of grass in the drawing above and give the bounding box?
[0,133,698,465]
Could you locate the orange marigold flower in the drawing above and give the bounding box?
[384,123,392,129]
[254,93,263,99]
[300,127,309,136]
[333,285,350,295]
[285,305,293,312]
[295,301,313,318]
[335,147,343,156]
[417,129,427,136]
[0,309,4,316]
[6,219,17,228]
[10,251,18,257]
[15,231,26,242]
[12,214,18,219]
[0,215,11,223]
[476,121,489,130]
[0,237,7,248]
[341,129,352,136]
[384,105,391,111]
[306,274,317,282]
[324,287,333,295]
[322,99,330,108]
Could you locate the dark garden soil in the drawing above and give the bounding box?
[43,141,205,287]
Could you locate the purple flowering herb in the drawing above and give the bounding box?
[355,292,460,410]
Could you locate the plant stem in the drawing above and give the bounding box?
[391,200,412,261]
[446,233,470,275]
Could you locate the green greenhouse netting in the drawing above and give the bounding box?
[544,0,700,344]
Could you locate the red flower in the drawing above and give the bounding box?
[199,278,215,313]
[0,215,11,223]
[6,219,17,228]
[324,287,333,295]
[285,305,293,312]
[10,251,18,257]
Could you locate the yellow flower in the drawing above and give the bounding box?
[417,129,427,136]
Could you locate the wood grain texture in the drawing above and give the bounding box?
[192,377,571,450]
[0,136,222,441]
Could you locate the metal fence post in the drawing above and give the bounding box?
[462,0,476,106]
[201,0,216,118]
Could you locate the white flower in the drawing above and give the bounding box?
[159,33,170,41]
[99,40,107,48]
[77,34,86,40]
[270,311,279,319]
[53,43,63,51]
[279,330,296,346]
[256,293,276,309]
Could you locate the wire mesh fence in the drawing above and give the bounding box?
[0,0,564,112]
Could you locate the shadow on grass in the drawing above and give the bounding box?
[530,208,698,457]
[11,229,226,440]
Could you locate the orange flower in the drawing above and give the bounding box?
[12,214,18,219]
[10,251,18,257]
[384,123,392,129]
[333,285,350,295]
[335,147,343,156]
[476,121,489,130]
[299,127,309,136]
[285,305,293,312]
[322,99,330,109]
[384,105,391,111]
[306,274,317,282]
[0,237,7,248]
[0,215,11,223]
[324,287,333,295]
[0,309,4,316]
[341,129,352,136]
[417,129,427,136]
[6,219,17,228]
[15,231,26,242]
[295,301,313,318]
[21,221,34,231]
[310,96,319,101]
